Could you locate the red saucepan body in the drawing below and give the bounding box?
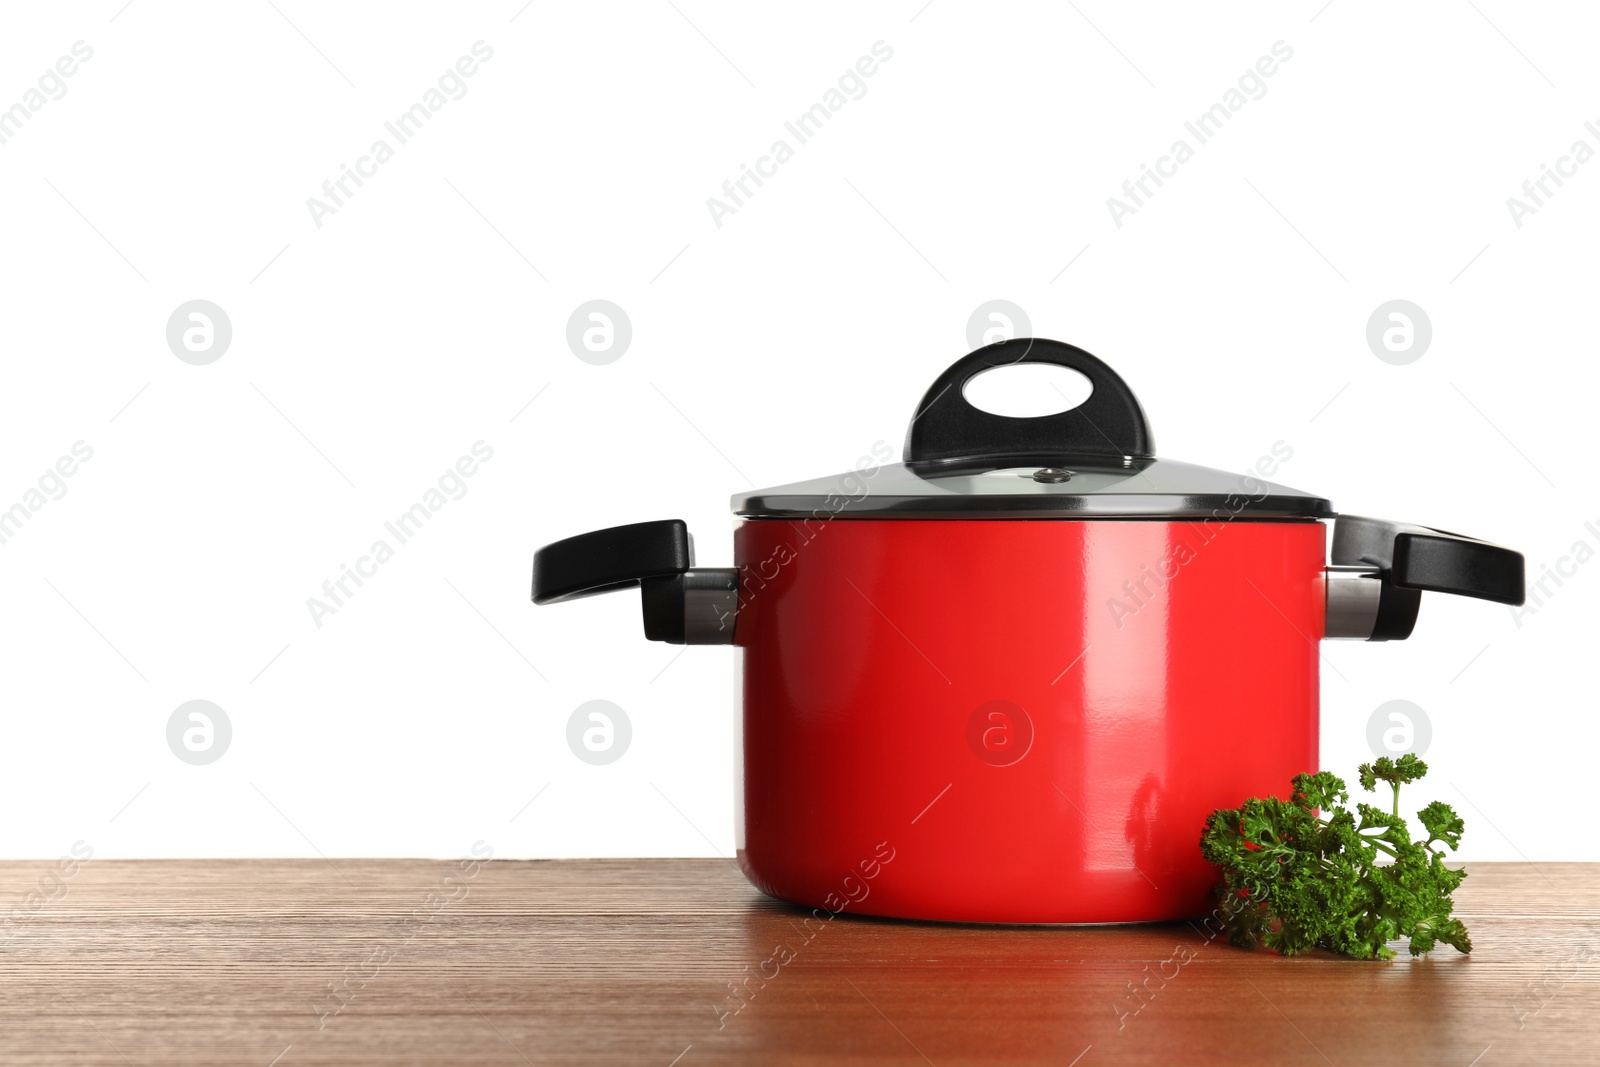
[734,518,1322,922]
[530,338,1525,923]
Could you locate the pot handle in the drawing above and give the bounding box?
[903,338,1156,468]
[531,519,738,644]
[1325,515,1525,640]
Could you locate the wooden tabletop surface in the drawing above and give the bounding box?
[0,858,1594,1065]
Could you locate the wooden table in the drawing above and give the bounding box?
[0,859,1594,1065]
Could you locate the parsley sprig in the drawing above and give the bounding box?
[1198,754,1471,960]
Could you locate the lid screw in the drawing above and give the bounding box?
[1033,467,1073,484]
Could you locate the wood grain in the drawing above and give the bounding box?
[0,859,1595,1065]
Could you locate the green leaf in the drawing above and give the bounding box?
[1393,753,1429,784]
[1418,801,1465,850]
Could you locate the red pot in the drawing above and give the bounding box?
[531,339,1524,923]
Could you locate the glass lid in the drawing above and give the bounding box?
[730,339,1332,520]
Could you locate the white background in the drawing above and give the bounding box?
[0,1,1592,862]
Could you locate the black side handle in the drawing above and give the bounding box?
[532,519,691,604]
[903,338,1155,469]
[532,520,737,645]
[1332,516,1525,604]
[1331,515,1524,641]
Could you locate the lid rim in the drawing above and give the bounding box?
[731,457,1332,520]
[732,493,1335,520]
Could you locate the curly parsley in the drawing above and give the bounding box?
[1198,754,1471,960]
